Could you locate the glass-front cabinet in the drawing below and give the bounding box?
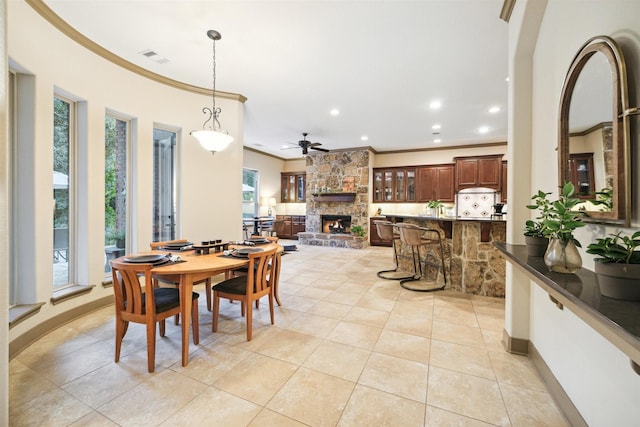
[373,167,416,202]
[568,152,595,199]
[281,172,306,203]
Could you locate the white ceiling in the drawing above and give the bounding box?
[44,0,509,159]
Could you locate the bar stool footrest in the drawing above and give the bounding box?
[377,269,415,280]
[399,278,446,292]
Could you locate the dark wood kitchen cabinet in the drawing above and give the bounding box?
[372,167,416,202]
[274,215,305,239]
[370,217,392,247]
[454,154,503,191]
[416,164,455,202]
[568,152,595,199]
[501,160,508,202]
[281,172,306,203]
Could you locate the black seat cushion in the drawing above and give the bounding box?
[215,276,251,295]
[141,288,199,314]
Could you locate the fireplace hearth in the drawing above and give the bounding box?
[321,215,351,234]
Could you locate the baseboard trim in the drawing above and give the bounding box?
[502,329,529,355]
[9,295,114,359]
[529,342,587,427]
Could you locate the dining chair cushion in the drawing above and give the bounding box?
[215,276,253,294]
[142,288,199,314]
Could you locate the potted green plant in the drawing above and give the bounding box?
[350,225,366,238]
[542,182,585,273]
[524,190,553,257]
[425,200,443,218]
[586,231,640,300]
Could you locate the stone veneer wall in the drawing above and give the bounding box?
[298,148,370,249]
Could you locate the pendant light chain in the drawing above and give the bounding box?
[211,35,217,115]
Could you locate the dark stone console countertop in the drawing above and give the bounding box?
[495,243,640,365]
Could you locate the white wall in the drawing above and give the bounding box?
[373,144,507,168]
[7,1,244,342]
[511,0,640,424]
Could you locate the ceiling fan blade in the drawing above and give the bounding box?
[310,146,330,152]
[309,142,323,147]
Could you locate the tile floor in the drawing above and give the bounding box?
[9,241,568,426]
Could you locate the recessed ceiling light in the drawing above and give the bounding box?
[433,138,441,143]
[478,126,490,134]
[432,124,441,130]
[361,135,369,141]
[330,109,340,116]
[505,76,510,82]
[281,144,289,149]
[488,106,501,114]
[429,100,442,110]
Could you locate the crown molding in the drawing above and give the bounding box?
[25,0,247,103]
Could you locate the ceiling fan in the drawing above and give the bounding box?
[283,133,330,155]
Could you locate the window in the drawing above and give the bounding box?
[53,95,76,289]
[105,114,129,274]
[153,128,177,241]
[243,168,259,218]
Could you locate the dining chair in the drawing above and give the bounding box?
[109,259,200,372]
[150,240,213,313]
[212,247,278,341]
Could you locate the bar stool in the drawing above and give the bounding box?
[396,223,447,292]
[374,220,414,280]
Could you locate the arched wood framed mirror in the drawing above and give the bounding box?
[558,35,632,227]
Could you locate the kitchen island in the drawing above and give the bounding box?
[383,214,506,297]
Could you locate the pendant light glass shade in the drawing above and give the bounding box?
[191,129,234,152]
[191,29,233,154]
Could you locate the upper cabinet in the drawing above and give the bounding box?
[454,155,503,191]
[373,167,416,202]
[281,172,305,203]
[568,153,595,199]
[416,164,455,202]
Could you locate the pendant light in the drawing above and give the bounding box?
[190,30,233,154]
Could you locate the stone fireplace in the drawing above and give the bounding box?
[298,148,370,249]
[321,215,351,234]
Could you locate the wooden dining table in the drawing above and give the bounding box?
[115,242,281,367]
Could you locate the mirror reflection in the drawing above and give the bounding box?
[558,36,631,226]
[568,52,613,210]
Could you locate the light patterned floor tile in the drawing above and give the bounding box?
[326,320,382,350]
[302,340,371,382]
[374,329,431,364]
[500,383,569,426]
[359,352,429,402]
[160,386,261,426]
[267,367,355,426]
[214,352,298,406]
[429,339,495,380]
[427,366,510,426]
[338,385,425,426]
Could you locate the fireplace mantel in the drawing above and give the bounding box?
[312,192,356,202]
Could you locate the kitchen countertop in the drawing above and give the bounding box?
[382,213,507,222]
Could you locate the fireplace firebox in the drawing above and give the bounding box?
[321,215,352,234]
